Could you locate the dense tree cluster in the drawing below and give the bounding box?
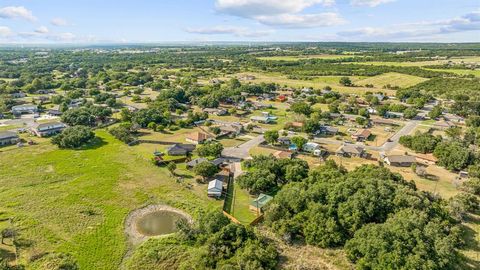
[399,132,442,153]
[238,155,308,194]
[51,126,95,149]
[263,161,462,269]
[126,210,278,270]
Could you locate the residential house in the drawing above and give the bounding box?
[47,109,63,117]
[372,118,398,126]
[385,111,404,119]
[303,142,321,153]
[239,75,256,81]
[203,108,227,116]
[249,194,273,213]
[336,144,366,158]
[185,131,212,144]
[352,129,371,142]
[207,179,224,198]
[433,121,456,130]
[289,122,304,130]
[443,114,465,125]
[31,122,66,137]
[0,131,19,146]
[278,137,291,145]
[11,104,38,115]
[318,126,338,136]
[11,92,26,98]
[186,158,209,169]
[373,94,386,102]
[384,155,416,167]
[166,144,196,156]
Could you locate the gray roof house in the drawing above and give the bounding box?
[384,155,416,167]
[336,144,366,158]
[186,158,209,169]
[11,104,38,115]
[31,122,66,137]
[166,144,196,156]
[0,131,19,146]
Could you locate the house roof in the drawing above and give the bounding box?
[354,129,371,138]
[385,155,416,163]
[337,144,365,155]
[208,179,223,192]
[186,158,209,167]
[12,104,37,110]
[167,143,196,153]
[36,122,66,131]
[250,194,273,208]
[186,132,211,142]
[320,126,338,133]
[0,131,18,140]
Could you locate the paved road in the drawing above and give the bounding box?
[222,135,265,159]
[369,120,420,152]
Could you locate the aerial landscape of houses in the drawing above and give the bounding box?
[0,0,479,269]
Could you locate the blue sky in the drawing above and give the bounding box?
[0,0,479,43]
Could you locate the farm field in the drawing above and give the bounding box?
[0,130,221,269]
[227,72,397,95]
[355,72,429,88]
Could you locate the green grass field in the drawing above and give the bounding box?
[355,72,429,88]
[0,130,221,269]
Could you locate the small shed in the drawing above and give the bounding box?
[249,194,273,213]
[207,179,223,198]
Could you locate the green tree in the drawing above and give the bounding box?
[194,161,218,180]
[290,102,312,116]
[339,77,353,86]
[434,141,472,171]
[197,142,223,158]
[264,130,279,145]
[51,126,95,149]
[291,136,307,151]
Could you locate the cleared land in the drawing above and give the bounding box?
[226,72,397,95]
[0,130,221,269]
[355,72,429,88]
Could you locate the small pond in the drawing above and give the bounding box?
[135,210,186,236]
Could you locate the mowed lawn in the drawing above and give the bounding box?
[0,130,220,269]
[355,72,429,88]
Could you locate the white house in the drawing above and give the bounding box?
[303,142,321,152]
[207,179,223,198]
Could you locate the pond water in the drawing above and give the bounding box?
[135,210,186,236]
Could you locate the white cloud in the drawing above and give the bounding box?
[256,12,345,28]
[338,11,480,40]
[215,0,344,28]
[0,6,36,21]
[0,26,12,37]
[35,26,49,34]
[186,26,273,37]
[51,17,69,26]
[350,0,395,7]
[216,0,335,17]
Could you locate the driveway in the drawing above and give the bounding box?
[222,135,264,159]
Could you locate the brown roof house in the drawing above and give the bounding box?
[352,129,371,142]
[185,131,212,144]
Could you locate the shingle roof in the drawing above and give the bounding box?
[0,131,18,140]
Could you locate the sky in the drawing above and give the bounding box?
[0,0,479,44]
